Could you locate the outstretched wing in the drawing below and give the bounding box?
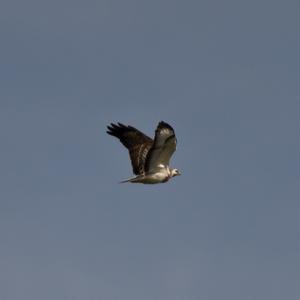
[106,123,153,175]
[144,121,177,173]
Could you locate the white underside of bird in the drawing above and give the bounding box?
[120,164,175,184]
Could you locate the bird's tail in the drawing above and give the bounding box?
[119,175,144,184]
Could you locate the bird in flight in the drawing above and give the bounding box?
[106,121,181,184]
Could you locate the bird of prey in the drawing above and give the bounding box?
[106,121,181,184]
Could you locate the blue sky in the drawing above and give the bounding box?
[1,0,300,299]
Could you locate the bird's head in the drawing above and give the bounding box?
[171,168,181,177]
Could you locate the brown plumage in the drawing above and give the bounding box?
[106,123,153,175]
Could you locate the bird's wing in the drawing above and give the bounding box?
[144,121,177,173]
[106,123,153,175]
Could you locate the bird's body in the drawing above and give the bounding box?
[120,165,172,184]
[106,121,181,184]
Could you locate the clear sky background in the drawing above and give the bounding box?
[1,0,300,299]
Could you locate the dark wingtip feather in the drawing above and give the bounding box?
[106,122,121,137]
[106,122,132,138]
[157,121,174,131]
